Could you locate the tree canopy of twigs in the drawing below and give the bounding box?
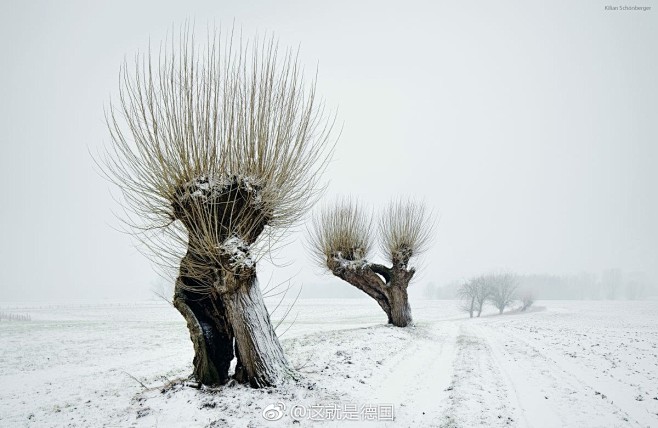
[99,27,336,284]
[458,280,478,317]
[380,199,434,266]
[309,198,374,267]
[309,197,435,327]
[459,275,492,318]
[488,272,518,314]
[310,198,433,270]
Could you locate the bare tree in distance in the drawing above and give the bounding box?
[309,198,434,327]
[473,275,492,317]
[520,289,535,311]
[458,275,492,318]
[99,27,336,387]
[458,281,477,318]
[488,273,519,314]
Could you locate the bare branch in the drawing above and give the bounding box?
[379,199,435,266]
[308,198,374,270]
[486,272,518,314]
[98,26,337,288]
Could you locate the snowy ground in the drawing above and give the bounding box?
[1,299,657,427]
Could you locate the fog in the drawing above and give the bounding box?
[0,0,656,302]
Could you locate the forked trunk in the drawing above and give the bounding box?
[171,177,294,388]
[328,259,415,327]
[330,262,393,323]
[173,283,234,385]
[222,271,294,387]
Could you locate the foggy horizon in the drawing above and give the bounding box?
[1,0,656,302]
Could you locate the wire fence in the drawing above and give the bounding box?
[0,312,32,321]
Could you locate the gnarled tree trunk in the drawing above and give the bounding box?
[386,261,414,327]
[174,248,294,387]
[328,259,414,327]
[329,261,393,323]
[173,252,234,385]
[221,270,294,387]
[386,284,412,327]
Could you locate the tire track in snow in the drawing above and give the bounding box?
[439,322,519,427]
[477,323,563,428]
[475,323,644,427]
[370,321,458,427]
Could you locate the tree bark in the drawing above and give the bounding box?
[171,177,293,388]
[221,270,294,387]
[174,258,294,387]
[328,260,393,323]
[327,259,414,327]
[233,344,248,384]
[173,278,234,385]
[385,264,414,327]
[387,284,412,327]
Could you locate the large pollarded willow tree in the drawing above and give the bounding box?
[310,199,433,327]
[101,29,335,387]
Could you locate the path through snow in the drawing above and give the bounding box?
[1,300,658,427]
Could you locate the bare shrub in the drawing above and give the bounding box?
[520,289,535,311]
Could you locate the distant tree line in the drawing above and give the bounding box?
[426,269,656,301]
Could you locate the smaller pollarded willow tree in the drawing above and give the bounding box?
[310,199,433,327]
[100,28,335,387]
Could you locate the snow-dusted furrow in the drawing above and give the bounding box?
[476,323,645,427]
[490,323,658,426]
[3,300,658,427]
[369,321,458,427]
[439,322,518,427]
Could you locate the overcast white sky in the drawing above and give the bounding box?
[0,0,656,301]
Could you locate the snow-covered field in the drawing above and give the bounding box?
[1,299,657,427]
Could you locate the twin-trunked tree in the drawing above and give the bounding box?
[310,199,433,327]
[102,31,334,387]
